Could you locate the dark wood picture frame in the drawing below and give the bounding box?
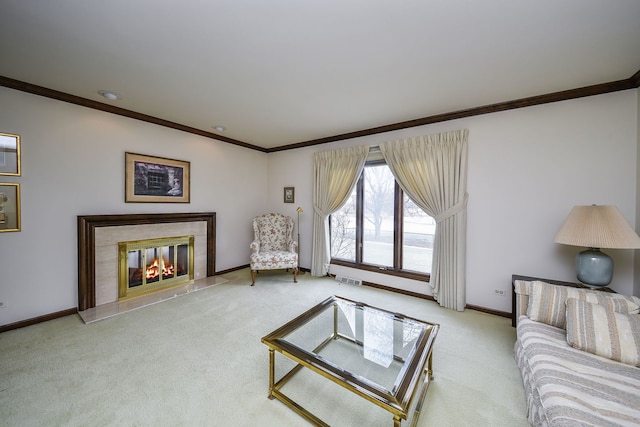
[284,187,294,203]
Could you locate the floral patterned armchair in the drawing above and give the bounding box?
[250,213,298,286]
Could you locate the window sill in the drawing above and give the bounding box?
[330,260,430,282]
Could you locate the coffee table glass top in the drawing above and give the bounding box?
[262,295,439,425]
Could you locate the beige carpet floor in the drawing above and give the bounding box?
[0,269,529,426]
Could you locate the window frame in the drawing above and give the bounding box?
[329,160,431,282]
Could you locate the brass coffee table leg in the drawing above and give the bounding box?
[428,350,434,379]
[268,349,275,400]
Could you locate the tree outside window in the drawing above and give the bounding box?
[330,163,435,277]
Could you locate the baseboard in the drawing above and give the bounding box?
[0,307,78,333]
[1,266,254,332]
[465,303,510,319]
[1,267,509,333]
[216,265,310,275]
[216,264,251,275]
[359,279,434,301]
[337,275,511,319]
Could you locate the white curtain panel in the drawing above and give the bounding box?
[311,145,369,276]
[380,129,469,311]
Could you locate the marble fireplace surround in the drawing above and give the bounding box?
[77,212,217,318]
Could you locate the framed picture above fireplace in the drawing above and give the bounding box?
[125,152,190,203]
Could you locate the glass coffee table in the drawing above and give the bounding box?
[261,295,439,426]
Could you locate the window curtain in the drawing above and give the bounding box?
[311,145,369,276]
[379,129,469,311]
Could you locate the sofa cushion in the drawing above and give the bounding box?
[527,281,640,329]
[566,298,640,368]
[515,317,640,426]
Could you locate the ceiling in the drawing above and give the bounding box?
[1,1,639,151]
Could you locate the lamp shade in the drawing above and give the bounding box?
[554,205,640,249]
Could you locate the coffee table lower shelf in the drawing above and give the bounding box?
[267,348,434,427]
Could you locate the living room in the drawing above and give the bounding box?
[2,2,640,426]
[0,1,640,331]
[1,77,639,329]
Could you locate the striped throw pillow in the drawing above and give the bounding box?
[526,281,640,329]
[566,298,640,367]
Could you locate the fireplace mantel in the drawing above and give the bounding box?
[77,212,215,311]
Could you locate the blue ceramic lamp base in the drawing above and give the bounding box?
[576,247,613,287]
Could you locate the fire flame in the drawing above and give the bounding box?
[146,257,175,279]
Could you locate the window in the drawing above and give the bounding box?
[330,161,435,279]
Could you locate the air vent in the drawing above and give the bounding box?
[335,276,362,286]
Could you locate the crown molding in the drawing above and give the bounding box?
[2,70,639,154]
[0,76,267,153]
[631,69,640,88]
[267,76,638,152]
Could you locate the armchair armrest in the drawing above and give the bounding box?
[250,240,260,254]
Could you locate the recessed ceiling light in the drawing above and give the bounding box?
[213,125,226,132]
[98,90,119,101]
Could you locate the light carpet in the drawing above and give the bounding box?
[0,269,528,426]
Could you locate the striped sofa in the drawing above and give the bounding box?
[514,280,640,426]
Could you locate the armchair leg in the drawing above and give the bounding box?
[251,270,256,286]
[294,267,298,283]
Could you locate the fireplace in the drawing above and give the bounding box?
[77,212,216,311]
[119,236,194,299]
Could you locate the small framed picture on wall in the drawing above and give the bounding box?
[0,132,21,176]
[284,187,294,203]
[0,183,21,232]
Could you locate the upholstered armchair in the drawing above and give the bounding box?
[250,213,298,286]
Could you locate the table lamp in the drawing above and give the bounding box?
[554,204,640,287]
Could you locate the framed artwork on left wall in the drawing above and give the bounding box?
[0,132,21,176]
[125,152,191,203]
[0,183,21,232]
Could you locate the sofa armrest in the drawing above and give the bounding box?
[513,280,532,327]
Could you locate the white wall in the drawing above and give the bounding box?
[266,148,314,265]
[1,86,638,326]
[268,89,640,312]
[0,87,268,326]
[468,91,638,309]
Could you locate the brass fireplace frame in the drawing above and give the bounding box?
[118,235,195,300]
